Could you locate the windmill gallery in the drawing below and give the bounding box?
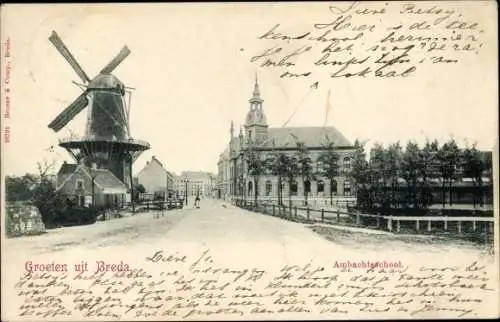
[47,31,150,209]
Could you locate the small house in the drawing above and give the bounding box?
[56,162,128,208]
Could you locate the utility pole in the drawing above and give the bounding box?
[128,153,135,214]
[91,174,98,207]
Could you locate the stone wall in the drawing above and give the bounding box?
[5,201,46,237]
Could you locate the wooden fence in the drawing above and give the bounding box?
[136,199,184,211]
[234,199,494,241]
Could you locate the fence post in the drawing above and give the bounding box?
[387,217,393,232]
[272,204,275,216]
[444,216,448,231]
[356,212,360,226]
[321,209,324,223]
[416,220,420,232]
[337,209,340,223]
[397,220,401,233]
[307,207,310,222]
[294,206,297,218]
[376,216,380,229]
[457,221,462,234]
[427,220,431,232]
[472,221,476,231]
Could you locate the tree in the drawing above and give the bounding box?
[296,142,314,206]
[436,139,460,208]
[402,141,420,207]
[461,144,486,207]
[245,146,268,206]
[133,183,146,202]
[5,174,38,201]
[417,139,439,207]
[317,139,340,205]
[386,142,403,207]
[267,150,288,205]
[370,143,389,209]
[350,139,370,209]
[135,184,146,194]
[283,154,299,212]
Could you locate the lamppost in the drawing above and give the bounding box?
[183,175,189,206]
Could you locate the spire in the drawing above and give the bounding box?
[252,72,260,99]
[230,120,234,138]
[249,72,263,105]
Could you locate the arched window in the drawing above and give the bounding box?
[317,180,324,194]
[331,180,338,196]
[304,180,311,193]
[291,180,298,196]
[344,180,351,196]
[248,181,253,196]
[265,180,272,196]
[343,157,351,172]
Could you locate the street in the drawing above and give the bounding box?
[2,198,497,320]
[4,198,491,263]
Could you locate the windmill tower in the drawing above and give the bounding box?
[47,31,150,189]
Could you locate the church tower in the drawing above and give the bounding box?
[244,74,268,144]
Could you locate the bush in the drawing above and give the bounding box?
[32,179,99,228]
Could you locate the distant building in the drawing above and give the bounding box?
[216,78,356,202]
[174,171,216,198]
[56,162,127,208]
[136,156,174,197]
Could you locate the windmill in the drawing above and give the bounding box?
[47,30,150,189]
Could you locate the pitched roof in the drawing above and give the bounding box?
[56,164,127,194]
[57,162,77,176]
[87,168,127,191]
[260,126,352,149]
[138,156,168,176]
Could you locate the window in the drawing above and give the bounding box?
[304,180,311,193]
[344,180,351,196]
[331,180,338,196]
[317,180,324,193]
[343,157,351,172]
[316,160,324,173]
[290,180,298,196]
[265,180,272,196]
[76,179,84,190]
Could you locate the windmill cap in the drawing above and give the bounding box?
[88,74,124,91]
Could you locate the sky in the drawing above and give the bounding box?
[1,2,498,177]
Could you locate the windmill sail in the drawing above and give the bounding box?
[48,31,90,83]
[48,93,89,132]
[100,46,131,74]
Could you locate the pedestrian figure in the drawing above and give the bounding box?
[195,193,201,208]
